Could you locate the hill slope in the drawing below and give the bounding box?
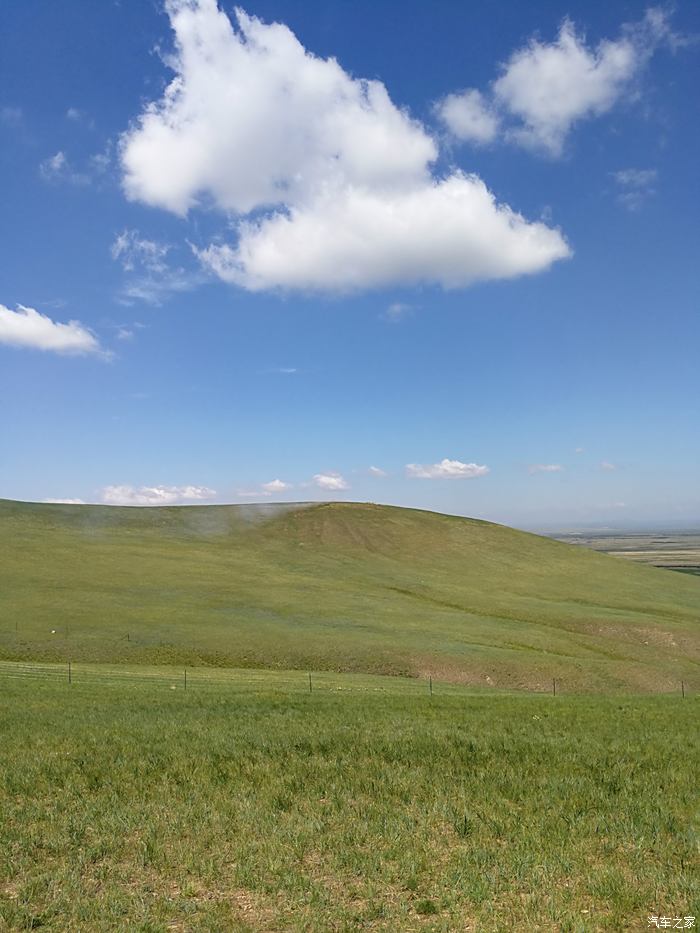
[0,499,698,691]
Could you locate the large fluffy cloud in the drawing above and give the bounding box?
[197,174,569,291]
[121,0,435,216]
[0,303,102,356]
[120,1,570,292]
[439,9,675,156]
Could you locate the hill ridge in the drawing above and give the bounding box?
[0,498,697,692]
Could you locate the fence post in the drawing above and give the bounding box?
[184,668,187,691]
[429,675,433,697]
[308,672,312,694]
[681,680,685,699]
[68,661,71,684]
[552,678,556,696]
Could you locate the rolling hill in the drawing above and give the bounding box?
[0,498,698,692]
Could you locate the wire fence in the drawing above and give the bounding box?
[0,659,693,699]
[0,659,456,697]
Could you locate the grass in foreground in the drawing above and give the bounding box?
[0,673,697,931]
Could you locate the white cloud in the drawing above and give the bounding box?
[436,89,499,144]
[120,2,569,293]
[575,447,585,454]
[615,168,658,188]
[384,302,412,322]
[368,466,387,477]
[40,151,68,178]
[111,229,169,273]
[439,9,676,157]
[600,461,617,471]
[121,2,435,215]
[406,459,490,479]
[101,484,216,505]
[313,472,349,491]
[39,150,91,185]
[528,463,564,474]
[43,498,85,505]
[0,303,104,356]
[613,168,658,210]
[261,478,292,493]
[197,174,570,292]
[111,228,203,305]
[1,106,23,127]
[66,107,83,121]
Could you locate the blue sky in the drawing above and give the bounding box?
[1,0,698,528]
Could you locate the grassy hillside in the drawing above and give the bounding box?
[0,498,698,692]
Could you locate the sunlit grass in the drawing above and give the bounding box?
[1,499,698,693]
[0,674,697,931]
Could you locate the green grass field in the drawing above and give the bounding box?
[0,672,697,931]
[1,499,699,693]
[1,501,699,929]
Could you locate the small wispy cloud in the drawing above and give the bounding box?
[111,230,169,273]
[574,447,585,454]
[384,302,413,322]
[111,229,204,305]
[368,466,387,477]
[1,106,23,128]
[528,463,564,475]
[39,146,110,186]
[40,150,89,185]
[406,459,490,479]
[65,107,94,127]
[613,168,658,211]
[600,461,617,471]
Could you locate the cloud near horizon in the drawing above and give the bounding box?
[101,484,216,505]
[0,303,104,356]
[120,0,570,293]
[313,472,349,491]
[43,498,86,505]
[406,459,490,479]
[528,463,564,474]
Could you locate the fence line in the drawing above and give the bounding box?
[0,659,693,698]
[0,660,445,696]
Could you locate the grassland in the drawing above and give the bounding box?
[0,673,697,931]
[1,499,699,693]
